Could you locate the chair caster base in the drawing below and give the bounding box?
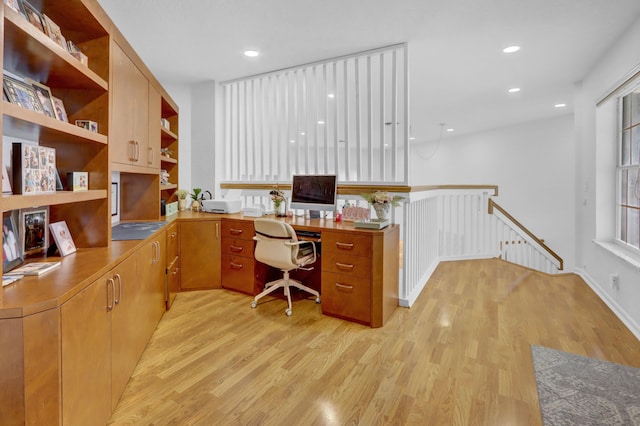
[315,297,321,304]
[251,301,257,308]
[285,309,292,316]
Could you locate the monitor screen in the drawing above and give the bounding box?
[289,174,337,213]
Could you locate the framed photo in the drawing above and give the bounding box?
[42,14,67,49]
[2,165,12,194]
[3,72,44,114]
[111,182,119,216]
[20,206,48,256]
[49,221,76,256]
[3,210,23,272]
[22,1,45,33]
[51,96,68,122]
[12,142,56,194]
[67,171,88,191]
[4,0,25,17]
[26,79,56,119]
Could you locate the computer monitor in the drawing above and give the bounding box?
[289,174,338,217]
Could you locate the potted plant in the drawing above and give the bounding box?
[362,191,403,221]
[176,189,188,210]
[190,188,202,211]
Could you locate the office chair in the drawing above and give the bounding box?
[250,218,320,316]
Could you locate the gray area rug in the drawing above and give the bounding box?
[531,344,640,425]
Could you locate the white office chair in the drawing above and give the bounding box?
[250,218,320,316]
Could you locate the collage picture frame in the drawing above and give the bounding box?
[3,72,44,114]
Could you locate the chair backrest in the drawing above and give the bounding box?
[253,219,300,271]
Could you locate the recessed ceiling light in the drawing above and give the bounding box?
[244,50,259,57]
[289,139,295,143]
[554,103,567,108]
[317,120,325,125]
[300,132,305,136]
[503,46,520,53]
[446,128,455,132]
[508,87,521,93]
[327,93,335,98]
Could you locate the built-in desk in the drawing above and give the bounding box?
[181,212,400,328]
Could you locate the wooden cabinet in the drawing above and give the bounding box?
[110,41,153,170]
[166,221,180,308]
[180,219,221,290]
[221,219,259,295]
[61,255,136,426]
[137,232,167,348]
[160,96,179,201]
[321,226,399,327]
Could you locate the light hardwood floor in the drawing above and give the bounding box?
[108,258,640,425]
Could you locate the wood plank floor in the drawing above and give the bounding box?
[108,258,640,425]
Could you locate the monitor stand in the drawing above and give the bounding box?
[308,210,320,219]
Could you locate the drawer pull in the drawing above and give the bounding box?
[230,228,244,235]
[335,282,354,290]
[230,262,244,270]
[335,242,354,250]
[336,262,355,271]
[230,245,244,253]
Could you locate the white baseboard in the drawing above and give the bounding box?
[575,267,640,341]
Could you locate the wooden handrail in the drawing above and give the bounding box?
[219,182,499,196]
[488,199,563,270]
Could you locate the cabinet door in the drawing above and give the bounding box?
[166,222,180,308]
[180,220,221,290]
[137,233,167,355]
[109,255,140,409]
[111,43,149,168]
[61,274,112,426]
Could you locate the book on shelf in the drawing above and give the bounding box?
[5,261,61,276]
[354,219,390,229]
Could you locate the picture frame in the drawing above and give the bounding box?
[2,165,12,194]
[111,182,119,216]
[26,79,56,119]
[42,14,67,49]
[67,171,88,191]
[49,221,76,256]
[20,206,48,256]
[12,142,56,194]
[21,1,45,33]
[3,210,23,272]
[51,96,68,122]
[3,72,44,114]
[4,0,25,17]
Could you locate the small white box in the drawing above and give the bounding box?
[243,205,264,217]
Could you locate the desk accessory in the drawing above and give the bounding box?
[243,205,264,217]
[354,219,389,229]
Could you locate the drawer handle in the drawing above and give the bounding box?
[336,262,354,271]
[230,262,244,270]
[335,242,354,250]
[170,232,177,238]
[230,228,244,235]
[335,282,354,290]
[230,245,244,253]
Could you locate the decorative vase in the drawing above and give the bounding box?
[274,201,286,217]
[178,199,187,210]
[373,202,390,221]
[191,200,201,211]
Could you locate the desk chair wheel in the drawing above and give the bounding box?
[251,301,257,308]
[315,297,321,304]
[285,308,292,316]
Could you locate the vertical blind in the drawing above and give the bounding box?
[221,43,409,184]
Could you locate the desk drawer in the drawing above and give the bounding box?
[222,237,254,257]
[221,220,254,240]
[322,252,371,279]
[321,272,371,324]
[322,232,372,257]
[221,254,255,295]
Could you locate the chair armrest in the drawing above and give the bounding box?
[286,240,317,264]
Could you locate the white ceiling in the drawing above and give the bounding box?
[97,0,640,143]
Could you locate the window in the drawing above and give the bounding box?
[618,89,640,250]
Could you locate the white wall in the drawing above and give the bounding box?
[410,115,576,271]
[575,18,640,338]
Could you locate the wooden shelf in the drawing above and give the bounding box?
[2,189,107,211]
[2,101,108,144]
[160,156,177,164]
[3,6,108,92]
[161,184,177,191]
[160,126,177,141]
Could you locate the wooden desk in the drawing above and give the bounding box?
[216,213,400,328]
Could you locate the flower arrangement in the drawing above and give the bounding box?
[270,189,286,207]
[362,191,403,207]
[176,189,188,200]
